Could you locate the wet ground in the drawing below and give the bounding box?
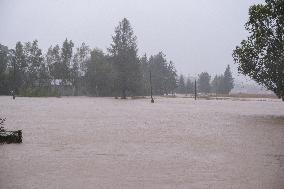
[0,96,284,189]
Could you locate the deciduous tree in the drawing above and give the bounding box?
[233,0,284,100]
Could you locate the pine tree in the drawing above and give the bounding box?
[166,61,178,95]
[178,74,186,94]
[0,44,10,95]
[46,45,61,82]
[211,75,225,94]
[108,18,141,99]
[140,54,150,96]
[86,48,113,96]
[60,39,74,85]
[223,65,234,94]
[149,52,166,95]
[149,52,177,95]
[71,43,90,95]
[13,42,27,92]
[198,72,211,94]
[185,77,194,95]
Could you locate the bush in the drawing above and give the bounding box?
[0,130,22,144]
[0,118,22,144]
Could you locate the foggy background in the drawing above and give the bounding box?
[0,0,264,79]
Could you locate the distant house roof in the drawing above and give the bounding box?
[51,79,72,86]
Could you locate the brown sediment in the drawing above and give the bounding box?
[0,96,283,189]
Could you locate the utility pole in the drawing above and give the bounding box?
[13,57,16,100]
[194,79,197,100]
[150,71,154,103]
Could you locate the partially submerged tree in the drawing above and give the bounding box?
[165,61,178,95]
[140,54,150,96]
[211,75,225,94]
[0,44,10,95]
[233,0,284,100]
[223,65,234,94]
[108,18,141,99]
[177,74,186,94]
[211,65,234,95]
[71,43,90,95]
[46,45,61,82]
[198,72,211,94]
[13,42,27,93]
[148,52,177,95]
[61,39,74,85]
[185,77,194,95]
[85,48,113,96]
[24,40,45,88]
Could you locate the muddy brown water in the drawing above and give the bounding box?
[0,96,284,189]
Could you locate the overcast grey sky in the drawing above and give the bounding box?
[0,0,264,78]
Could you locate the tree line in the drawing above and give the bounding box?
[176,65,234,95]
[0,18,234,98]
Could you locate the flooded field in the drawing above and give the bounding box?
[0,96,284,189]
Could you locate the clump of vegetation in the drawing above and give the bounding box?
[0,117,22,144]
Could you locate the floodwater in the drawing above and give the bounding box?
[0,96,284,189]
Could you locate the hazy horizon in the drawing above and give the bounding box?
[0,0,264,80]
